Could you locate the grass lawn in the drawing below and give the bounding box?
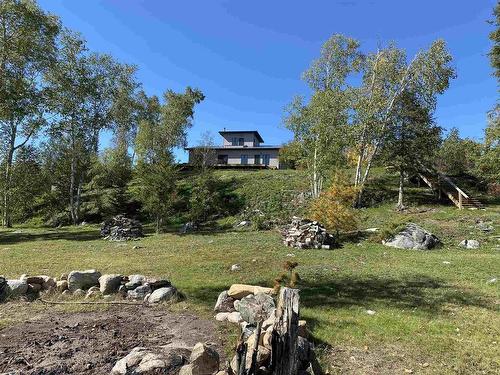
[0,203,499,374]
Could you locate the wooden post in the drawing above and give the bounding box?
[271,287,300,375]
[459,192,463,210]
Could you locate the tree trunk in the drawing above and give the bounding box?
[2,136,15,228]
[69,153,77,225]
[271,287,299,375]
[397,169,405,210]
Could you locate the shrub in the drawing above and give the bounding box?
[309,175,358,234]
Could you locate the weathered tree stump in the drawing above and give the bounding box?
[271,287,300,375]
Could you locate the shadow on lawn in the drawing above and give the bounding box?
[0,228,100,245]
[300,274,495,315]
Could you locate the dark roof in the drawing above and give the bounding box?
[219,130,264,143]
[185,145,281,150]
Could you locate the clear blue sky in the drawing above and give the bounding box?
[38,0,498,162]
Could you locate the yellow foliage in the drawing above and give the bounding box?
[309,176,358,234]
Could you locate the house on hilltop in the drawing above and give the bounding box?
[185,130,282,168]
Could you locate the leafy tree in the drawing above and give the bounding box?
[130,88,204,233]
[279,140,306,170]
[188,171,224,224]
[476,108,500,185]
[0,0,60,227]
[437,128,481,176]
[383,92,442,209]
[309,173,358,235]
[45,31,123,224]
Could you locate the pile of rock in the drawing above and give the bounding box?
[214,284,317,373]
[111,342,223,375]
[100,215,144,241]
[281,217,336,249]
[0,269,178,304]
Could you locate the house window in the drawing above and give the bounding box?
[254,154,261,165]
[238,137,244,146]
[241,154,248,165]
[262,154,270,166]
[231,137,238,146]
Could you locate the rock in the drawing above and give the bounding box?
[147,287,177,303]
[230,264,241,272]
[85,286,101,299]
[487,277,497,284]
[262,325,273,349]
[245,345,270,369]
[459,239,480,249]
[56,280,68,292]
[128,284,152,300]
[24,276,45,285]
[227,284,274,299]
[236,220,251,228]
[118,285,128,297]
[476,222,494,232]
[99,274,122,295]
[111,346,190,375]
[298,320,308,337]
[180,221,197,234]
[41,276,56,290]
[61,289,71,296]
[262,309,276,330]
[227,311,243,323]
[28,283,42,293]
[281,217,336,249]
[147,278,172,290]
[60,273,68,281]
[67,270,101,292]
[6,279,28,297]
[188,342,219,375]
[382,223,440,250]
[214,291,235,313]
[238,292,275,324]
[366,310,376,315]
[73,289,86,297]
[234,300,241,311]
[215,312,230,322]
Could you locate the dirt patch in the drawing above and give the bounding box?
[0,305,225,374]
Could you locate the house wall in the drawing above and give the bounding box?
[221,133,260,147]
[188,148,280,168]
[217,149,280,168]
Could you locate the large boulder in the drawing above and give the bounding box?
[111,346,191,375]
[238,292,275,324]
[99,274,123,295]
[126,274,147,289]
[227,284,274,299]
[67,270,101,291]
[147,287,177,304]
[382,223,440,250]
[6,279,28,298]
[214,290,235,313]
[180,343,219,375]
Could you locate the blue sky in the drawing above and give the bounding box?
[38,0,498,162]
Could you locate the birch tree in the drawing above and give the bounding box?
[0,0,60,227]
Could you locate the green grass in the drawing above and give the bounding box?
[1,201,498,374]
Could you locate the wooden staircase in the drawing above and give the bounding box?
[418,169,484,209]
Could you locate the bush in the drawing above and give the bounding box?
[309,175,358,234]
[188,171,225,223]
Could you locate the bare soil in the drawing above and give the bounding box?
[0,305,226,374]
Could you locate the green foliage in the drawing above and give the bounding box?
[476,108,500,185]
[489,2,500,81]
[437,128,481,176]
[188,171,225,224]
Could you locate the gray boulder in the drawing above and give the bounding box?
[238,292,275,324]
[147,287,177,304]
[459,239,480,249]
[68,269,101,291]
[128,284,152,300]
[383,223,440,250]
[111,346,191,375]
[99,274,123,295]
[214,290,235,313]
[6,279,28,298]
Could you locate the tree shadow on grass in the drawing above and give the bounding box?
[0,228,101,245]
[300,274,495,315]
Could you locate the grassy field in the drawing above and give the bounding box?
[1,200,498,374]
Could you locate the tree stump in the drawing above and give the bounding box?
[271,287,300,375]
